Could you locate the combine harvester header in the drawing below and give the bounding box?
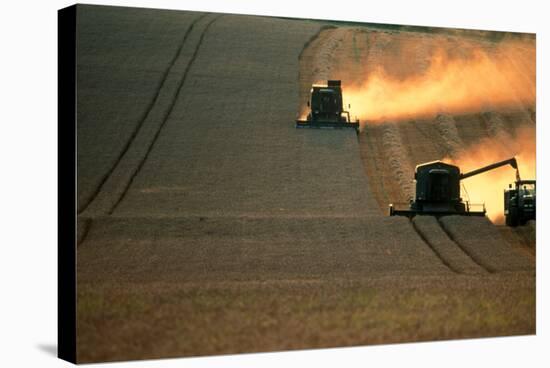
[296,80,360,132]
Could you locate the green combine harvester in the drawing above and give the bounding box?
[296,80,359,132]
[389,158,520,218]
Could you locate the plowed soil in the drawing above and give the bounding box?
[75,5,535,363]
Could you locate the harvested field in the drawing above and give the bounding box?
[411,216,487,275]
[75,5,536,363]
[439,216,535,273]
[76,5,204,214]
[78,275,534,362]
[78,216,452,285]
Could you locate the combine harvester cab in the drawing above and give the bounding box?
[504,179,536,226]
[390,158,519,218]
[296,80,360,132]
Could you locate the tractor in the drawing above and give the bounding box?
[504,179,536,226]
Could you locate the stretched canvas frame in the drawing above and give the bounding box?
[58,3,536,364]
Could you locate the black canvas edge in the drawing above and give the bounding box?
[58,4,77,364]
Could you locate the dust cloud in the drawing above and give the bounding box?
[444,125,535,224]
[298,29,535,223]
[344,40,535,125]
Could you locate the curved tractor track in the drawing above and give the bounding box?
[80,13,221,219]
[77,7,204,214]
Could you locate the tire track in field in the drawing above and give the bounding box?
[110,14,223,214]
[81,14,222,217]
[109,14,222,213]
[77,217,93,246]
[411,216,489,274]
[77,13,207,214]
[440,216,534,272]
[436,217,495,273]
[409,217,459,273]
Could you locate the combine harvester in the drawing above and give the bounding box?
[296,80,360,132]
[389,158,520,218]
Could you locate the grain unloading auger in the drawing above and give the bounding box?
[296,80,360,132]
[389,157,519,218]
